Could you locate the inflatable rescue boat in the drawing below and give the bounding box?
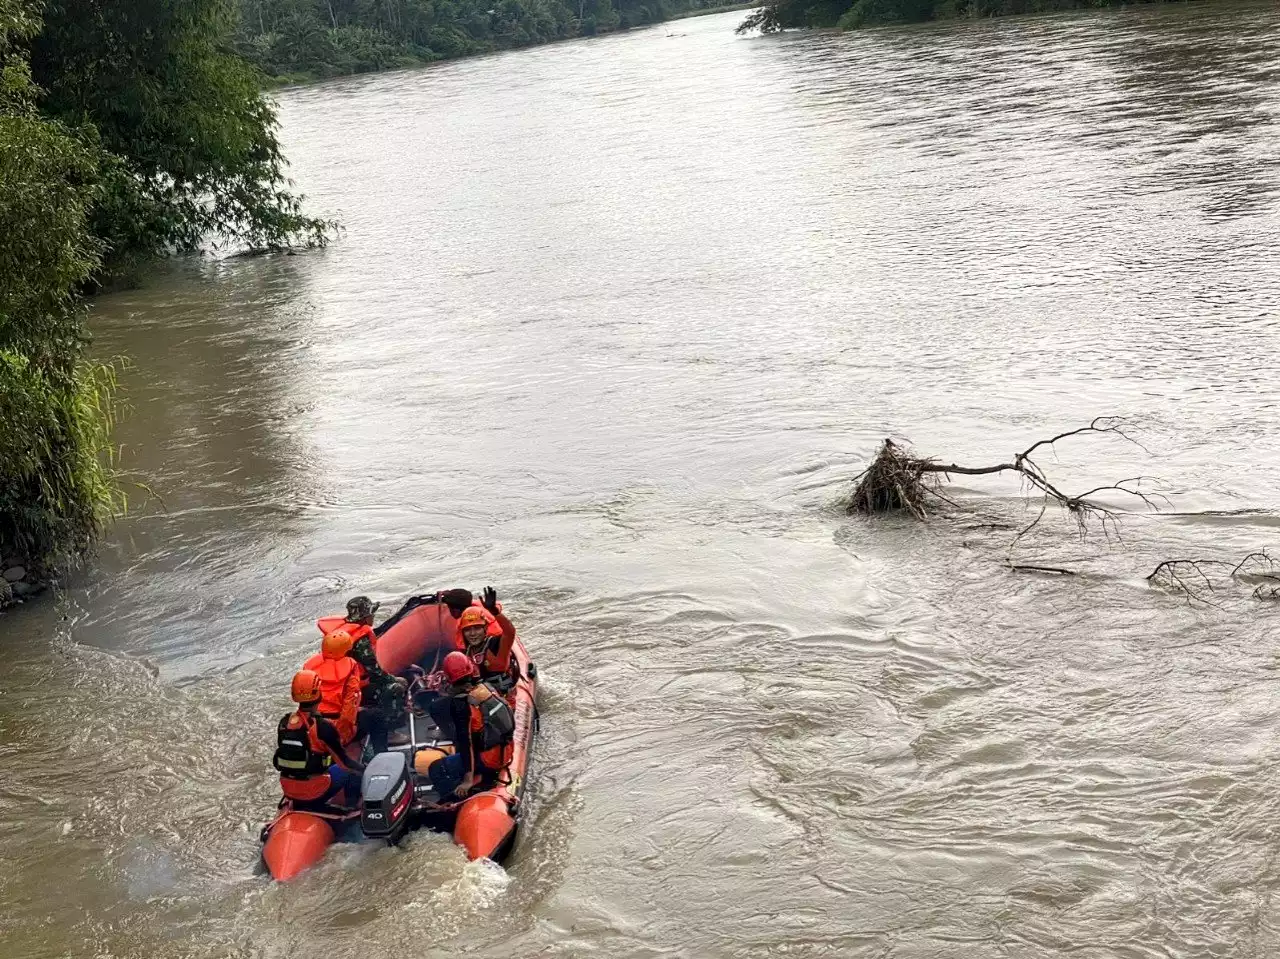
[260,593,538,880]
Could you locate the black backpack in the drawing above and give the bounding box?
[476,691,515,750]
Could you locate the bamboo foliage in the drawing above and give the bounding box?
[0,2,122,573]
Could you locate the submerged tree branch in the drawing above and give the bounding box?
[1003,563,1077,576]
[1147,551,1280,606]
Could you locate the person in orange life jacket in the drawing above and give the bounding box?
[456,587,518,684]
[426,652,515,800]
[304,629,391,752]
[273,669,365,807]
[302,629,361,731]
[408,587,510,716]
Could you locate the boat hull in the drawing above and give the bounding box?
[261,812,336,881]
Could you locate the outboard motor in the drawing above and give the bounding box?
[361,752,413,843]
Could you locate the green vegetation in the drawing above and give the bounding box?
[234,0,726,82]
[739,0,1178,32]
[1,0,328,588]
[31,0,332,263]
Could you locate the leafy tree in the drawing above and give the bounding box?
[234,0,719,80]
[4,0,331,578]
[740,0,1168,32]
[0,0,118,572]
[29,0,331,262]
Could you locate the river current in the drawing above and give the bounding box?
[5,4,1280,957]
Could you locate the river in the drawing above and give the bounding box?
[5,3,1280,956]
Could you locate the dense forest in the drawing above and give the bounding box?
[0,0,327,597]
[234,0,728,81]
[739,0,1183,32]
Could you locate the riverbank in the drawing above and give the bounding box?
[671,2,756,19]
[241,0,737,88]
[741,0,1213,34]
[0,557,46,610]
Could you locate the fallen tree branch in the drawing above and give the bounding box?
[845,422,1280,603]
[1003,563,1077,576]
[848,418,1159,543]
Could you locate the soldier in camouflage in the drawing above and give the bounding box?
[343,596,409,731]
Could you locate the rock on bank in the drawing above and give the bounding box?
[1,558,46,610]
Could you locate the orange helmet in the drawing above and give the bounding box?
[457,606,492,651]
[458,607,488,631]
[291,669,323,704]
[322,628,356,659]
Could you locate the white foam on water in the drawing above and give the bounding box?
[405,855,511,914]
[389,852,513,944]
[458,857,512,908]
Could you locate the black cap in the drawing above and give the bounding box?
[346,596,380,621]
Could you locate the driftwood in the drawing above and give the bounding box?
[847,420,1280,601]
[1003,563,1077,576]
[848,418,1165,544]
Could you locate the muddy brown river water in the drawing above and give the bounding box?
[5,4,1280,957]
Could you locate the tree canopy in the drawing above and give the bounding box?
[739,0,1173,33]
[1,0,110,574]
[1,0,327,585]
[234,0,725,81]
[31,0,331,262]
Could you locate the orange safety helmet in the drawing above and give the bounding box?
[442,651,479,684]
[457,607,493,652]
[291,669,323,704]
[458,607,488,632]
[322,628,356,659]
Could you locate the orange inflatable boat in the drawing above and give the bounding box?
[260,592,539,881]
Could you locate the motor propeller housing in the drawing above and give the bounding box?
[360,752,413,843]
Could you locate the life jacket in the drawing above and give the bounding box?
[273,711,332,779]
[472,646,513,681]
[316,619,377,650]
[344,622,377,647]
[343,623,377,692]
[468,684,515,769]
[280,774,332,802]
[302,650,361,718]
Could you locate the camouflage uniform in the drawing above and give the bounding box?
[349,633,406,722]
[343,596,406,725]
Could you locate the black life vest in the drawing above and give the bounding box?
[475,689,515,751]
[273,712,331,779]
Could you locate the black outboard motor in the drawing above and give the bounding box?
[361,752,413,843]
